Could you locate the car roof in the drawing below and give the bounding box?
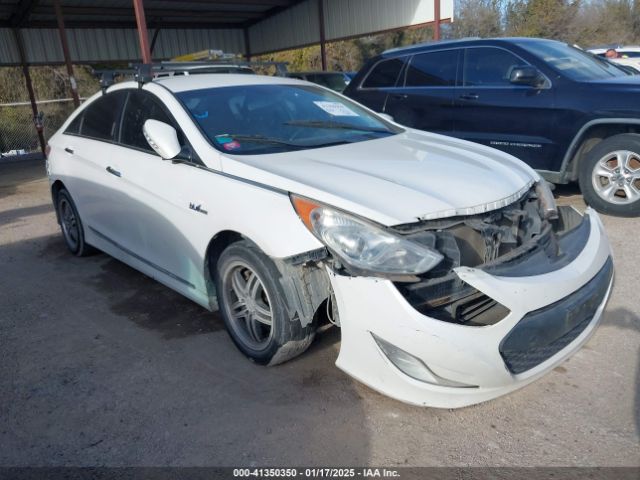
[150,73,308,92]
[381,37,564,56]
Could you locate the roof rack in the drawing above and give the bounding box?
[93,59,290,92]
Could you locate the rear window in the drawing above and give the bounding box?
[405,50,458,87]
[362,58,404,88]
[81,91,127,141]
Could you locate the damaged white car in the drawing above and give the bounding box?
[47,73,614,408]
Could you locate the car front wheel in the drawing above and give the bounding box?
[579,133,640,217]
[215,240,315,365]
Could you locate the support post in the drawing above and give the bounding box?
[132,0,152,64]
[318,0,327,71]
[434,0,441,41]
[244,28,251,62]
[13,28,47,159]
[53,0,80,108]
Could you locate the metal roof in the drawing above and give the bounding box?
[0,0,452,65]
[0,0,301,29]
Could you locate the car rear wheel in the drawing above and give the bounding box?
[56,189,95,256]
[579,134,640,217]
[215,240,315,365]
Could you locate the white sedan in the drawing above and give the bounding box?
[47,73,614,408]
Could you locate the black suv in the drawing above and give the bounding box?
[345,37,640,216]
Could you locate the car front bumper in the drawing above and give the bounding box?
[328,207,613,408]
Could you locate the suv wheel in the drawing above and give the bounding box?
[215,240,315,365]
[579,133,640,217]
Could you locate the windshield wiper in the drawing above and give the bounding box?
[283,120,390,133]
[221,134,305,147]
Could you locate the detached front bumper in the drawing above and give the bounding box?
[329,208,613,408]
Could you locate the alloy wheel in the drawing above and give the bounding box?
[591,149,640,205]
[221,260,274,351]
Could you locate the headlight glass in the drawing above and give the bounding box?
[291,195,443,275]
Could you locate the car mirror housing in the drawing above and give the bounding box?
[143,119,182,160]
[509,66,544,87]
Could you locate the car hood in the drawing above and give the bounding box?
[220,130,538,226]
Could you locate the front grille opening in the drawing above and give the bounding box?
[399,277,509,326]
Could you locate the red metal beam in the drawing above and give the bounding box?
[434,0,441,41]
[12,28,47,159]
[132,0,152,64]
[52,0,80,108]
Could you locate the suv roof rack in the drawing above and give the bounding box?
[383,37,482,54]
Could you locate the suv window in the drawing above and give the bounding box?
[362,58,404,88]
[81,91,127,140]
[120,90,176,152]
[463,47,524,87]
[405,50,458,87]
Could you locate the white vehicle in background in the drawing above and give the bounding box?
[46,72,613,408]
[588,45,640,72]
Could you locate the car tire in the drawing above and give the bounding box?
[215,240,315,365]
[579,133,640,217]
[55,189,95,257]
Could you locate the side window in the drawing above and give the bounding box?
[405,50,459,87]
[81,91,127,140]
[64,112,83,134]
[463,47,525,87]
[120,90,178,153]
[362,58,405,88]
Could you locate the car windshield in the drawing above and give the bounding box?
[517,41,628,81]
[176,84,399,155]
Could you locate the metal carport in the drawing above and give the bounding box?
[0,0,453,157]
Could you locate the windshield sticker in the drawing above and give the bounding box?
[215,135,233,144]
[222,140,241,151]
[313,101,358,117]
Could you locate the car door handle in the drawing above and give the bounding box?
[106,166,122,178]
[391,94,408,100]
[64,147,74,154]
[459,93,479,101]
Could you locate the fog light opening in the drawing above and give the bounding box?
[371,333,476,388]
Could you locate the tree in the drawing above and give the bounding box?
[450,0,504,38]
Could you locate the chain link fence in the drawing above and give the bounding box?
[0,98,78,158]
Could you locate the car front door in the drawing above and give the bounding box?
[383,49,460,134]
[109,89,208,295]
[452,46,559,170]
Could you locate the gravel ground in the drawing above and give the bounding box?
[1,159,638,467]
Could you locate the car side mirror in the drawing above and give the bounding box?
[378,113,394,123]
[143,119,182,160]
[509,66,545,87]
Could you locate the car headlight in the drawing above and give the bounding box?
[291,194,443,276]
[535,180,558,220]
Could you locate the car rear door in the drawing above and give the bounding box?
[452,46,560,170]
[56,91,128,243]
[383,48,460,134]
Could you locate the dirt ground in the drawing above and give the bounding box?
[1,159,638,467]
